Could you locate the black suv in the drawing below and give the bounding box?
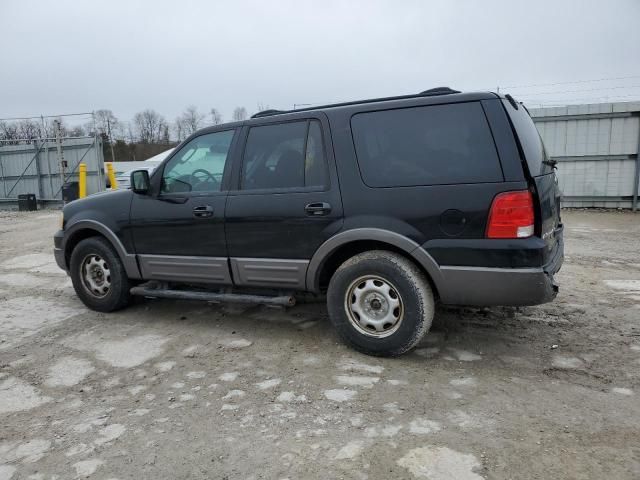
[54,88,563,356]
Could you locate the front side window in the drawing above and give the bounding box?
[241,120,327,190]
[351,102,503,187]
[161,130,234,194]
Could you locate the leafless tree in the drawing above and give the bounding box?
[90,109,119,139]
[111,120,127,142]
[133,109,168,143]
[0,120,19,142]
[68,125,86,137]
[175,106,205,141]
[232,107,248,122]
[210,108,223,125]
[16,119,42,140]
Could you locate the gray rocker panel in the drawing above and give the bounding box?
[138,255,232,284]
[230,258,309,290]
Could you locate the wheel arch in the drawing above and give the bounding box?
[306,228,443,296]
[64,220,141,279]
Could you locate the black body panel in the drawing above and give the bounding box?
[55,90,563,307]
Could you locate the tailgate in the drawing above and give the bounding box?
[533,172,563,256]
[501,97,563,259]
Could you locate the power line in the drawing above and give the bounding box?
[501,74,640,89]
[0,112,93,122]
[514,84,640,97]
[522,93,640,106]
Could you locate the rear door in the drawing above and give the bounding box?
[501,99,563,260]
[225,115,343,290]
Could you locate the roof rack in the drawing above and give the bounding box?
[251,109,287,119]
[250,87,462,119]
[419,87,461,95]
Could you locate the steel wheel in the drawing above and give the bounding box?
[345,275,404,338]
[80,254,111,298]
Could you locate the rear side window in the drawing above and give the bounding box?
[351,102,503,187]
[241,120,328,190]
[501,99,552,177]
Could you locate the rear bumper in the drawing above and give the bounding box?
[434,229,564,307]
[437,265,557,306]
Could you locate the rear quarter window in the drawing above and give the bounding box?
[350,102,503,187]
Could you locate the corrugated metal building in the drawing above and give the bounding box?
[530,101,640,209]
[0,136,104,203]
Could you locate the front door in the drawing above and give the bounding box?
[130,129,238,284]
[225,116,343,290]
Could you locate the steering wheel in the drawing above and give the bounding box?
[190,168,218,188]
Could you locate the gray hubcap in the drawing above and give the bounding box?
[81,254,111,298]
[345,275,404,337]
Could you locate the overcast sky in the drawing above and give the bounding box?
[1,0,639,125]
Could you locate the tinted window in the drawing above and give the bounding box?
[351,102,503,187]
[242,120,327,190]
[305,120,328,187]
[161,130,234,194]
[502,99,552,176]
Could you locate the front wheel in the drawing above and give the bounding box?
[69,236,131,312]
[327,250,434,357]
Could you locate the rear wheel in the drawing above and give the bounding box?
[327,250,434,356]
[69,236,131,312]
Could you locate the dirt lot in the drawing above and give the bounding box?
[0,209,638,480]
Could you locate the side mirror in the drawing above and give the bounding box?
[131,170,150,194]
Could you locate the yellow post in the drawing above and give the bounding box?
[78,163,87,198]
[106,162,118,190]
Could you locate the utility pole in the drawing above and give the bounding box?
[106,116,116,162]
[54,119,66,193]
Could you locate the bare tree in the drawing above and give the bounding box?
[68,125,86,137]
[0,120,19,142]
[232,107,248,122]
[16,119,42,140]
[133,109,168,144]
[175,106,205,141]
[90,109,119,140]
[111,120,127,142]
[174,120,184,142]
[256,102,270,112]
[210,108,223,125]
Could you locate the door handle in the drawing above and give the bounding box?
[193,205,214,218]
[305,202,331,216]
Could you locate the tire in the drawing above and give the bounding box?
[69,236,131,312]
[327,250,434,357]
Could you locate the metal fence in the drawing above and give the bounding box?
[0,136,104,204]
[530,101,640,210]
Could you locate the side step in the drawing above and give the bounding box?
[130,285,296,307]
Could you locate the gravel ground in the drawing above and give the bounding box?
[0,208,639,480]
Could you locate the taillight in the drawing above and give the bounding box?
[486,190,535,239]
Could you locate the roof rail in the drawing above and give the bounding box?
[248,87,463,119]
[251,109,286,119]
[419,87,461,95]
